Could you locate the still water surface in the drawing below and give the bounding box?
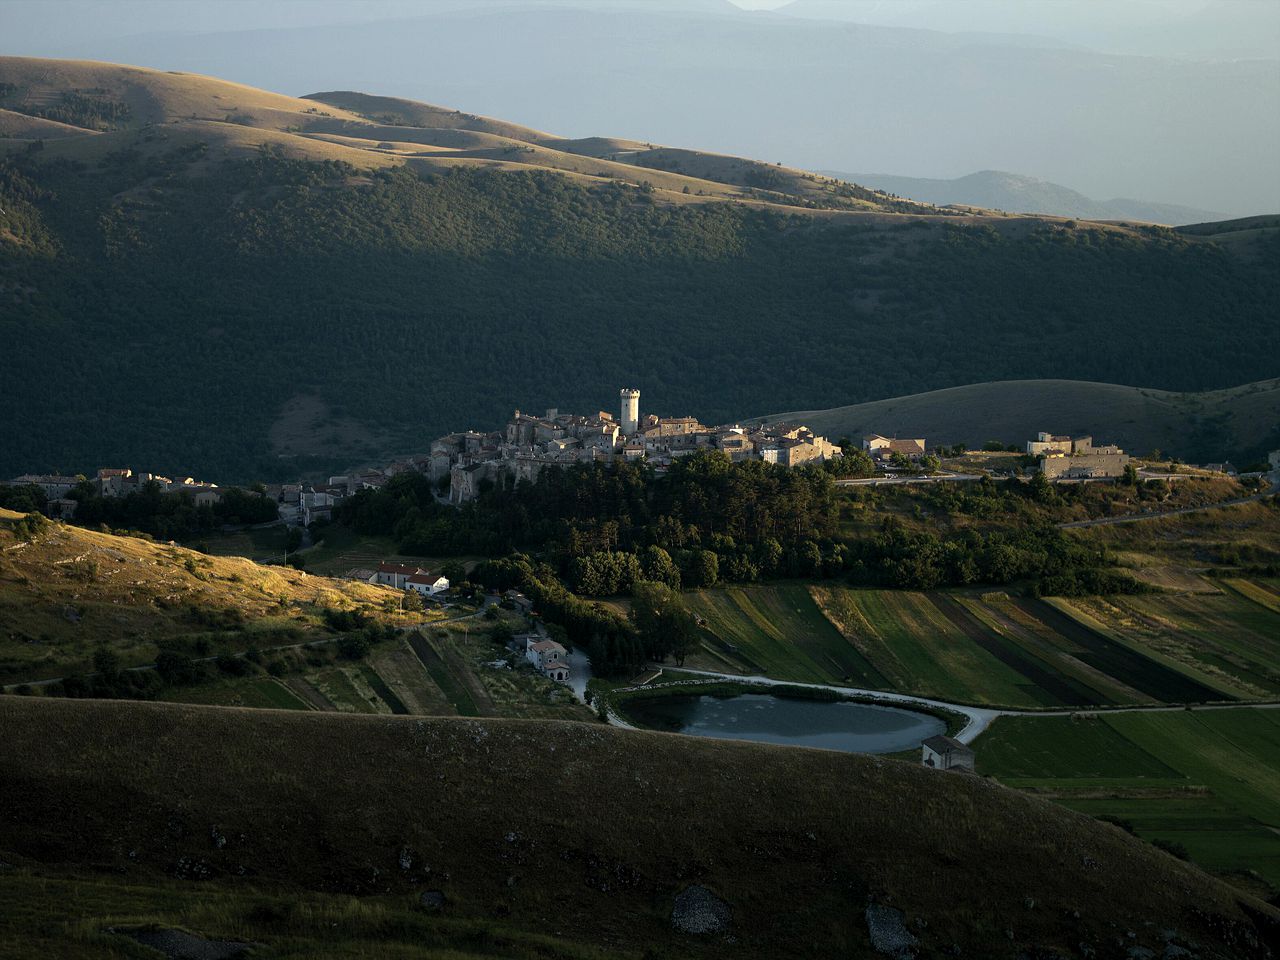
[621,693,945,754]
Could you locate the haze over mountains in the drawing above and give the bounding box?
[827,170,1226,224]
[2,0,1276,217]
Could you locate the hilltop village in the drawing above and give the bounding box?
[433,389,841,504]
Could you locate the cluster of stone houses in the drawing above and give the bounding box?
[3,467,221,519]
[1026,432,1130,480]
[430,388,843,504]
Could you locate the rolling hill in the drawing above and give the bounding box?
[3,695,1278,958]
[826,169,1225,225]
[1,57,1278,482]
[0,507,409,683]
[752,378,1280,463]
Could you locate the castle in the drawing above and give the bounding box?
[430,389,840,503]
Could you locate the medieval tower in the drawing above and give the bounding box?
[620,388,640,435]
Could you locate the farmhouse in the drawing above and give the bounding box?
[862,435,926,463]
[921,735,975,772]
[405,572,451,597]
[371,563,449,595]
[526,637,572,683]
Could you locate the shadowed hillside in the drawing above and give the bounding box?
[1,58,1278,481]
[753,379,1280,463]
[2,696,1277,958]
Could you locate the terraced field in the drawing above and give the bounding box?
[168,623,590,722]
[978,709,1280,887]
[694,584,1264,709]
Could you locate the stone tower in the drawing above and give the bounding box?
[620,388,640,435]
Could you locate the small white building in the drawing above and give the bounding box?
[405,572,450,596]
[526,637,571,683]
[372,562,449,595]
[921,735,975,772]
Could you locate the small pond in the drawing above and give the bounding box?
[620,693,946,754]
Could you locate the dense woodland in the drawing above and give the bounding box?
[2,148,1278,481]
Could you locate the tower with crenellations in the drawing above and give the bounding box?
[620,388,640,435]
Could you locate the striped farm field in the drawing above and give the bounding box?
[686,585,886,686]
[1055,592,1278,700]
[809,588,1044,707]
[709,585,1254,710]
[978,708,1280,886]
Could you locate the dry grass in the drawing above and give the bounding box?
[0,508,420,681]
[1,696,1276,958]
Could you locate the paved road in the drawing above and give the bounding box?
[637,667,1280,746]
[835,473,982,487]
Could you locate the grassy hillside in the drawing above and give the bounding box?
[753,378,1280,464]
[0,507,414,682]
[1,58,1278,481]
[3,696,1277,958]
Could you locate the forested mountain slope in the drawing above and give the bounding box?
[1,58,1278,481]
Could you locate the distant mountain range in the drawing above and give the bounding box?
[823,170,1225,225]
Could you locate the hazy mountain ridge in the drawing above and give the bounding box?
[3,3,1274,215]
[826,170,1226,224]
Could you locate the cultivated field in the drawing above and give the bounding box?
[685,583,1268,709]
[167,617,590,723]
[978,708,1280,889]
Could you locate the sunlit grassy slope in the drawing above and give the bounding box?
[0,508,410,681]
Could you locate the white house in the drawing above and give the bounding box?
[372,562,449,595]
[405,572,450,597]
[526,637,571,683]
[921,735,975,772]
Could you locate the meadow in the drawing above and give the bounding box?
[977,708,1280,889]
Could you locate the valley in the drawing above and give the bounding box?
[0,39,1278,960]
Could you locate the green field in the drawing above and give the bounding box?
[170,676,312,711]
[1059,590,1280,699]
[978,709,1280,888]
[685,584,1264,710]
[684,585,885,686]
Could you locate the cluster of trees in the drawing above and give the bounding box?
[847,517,1148,596]
[338,451,842,591]
[3,148,1276,482]
[66,481,279,540]
[36,605,392,701]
